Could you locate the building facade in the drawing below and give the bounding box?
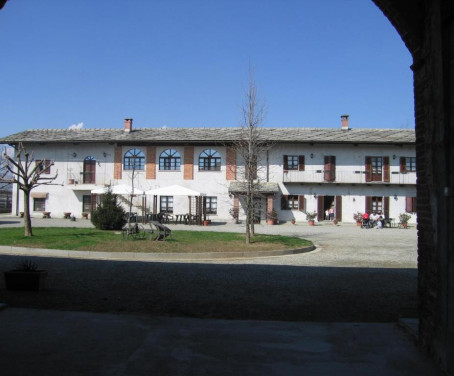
[0,117,416,224]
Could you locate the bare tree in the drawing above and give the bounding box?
[1,143,58,236]
[232,68,272,243]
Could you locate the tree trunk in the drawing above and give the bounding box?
[23,190,33,237]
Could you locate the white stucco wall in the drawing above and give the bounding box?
[10,141,417,225]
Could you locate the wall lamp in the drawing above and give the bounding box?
[310,153,314,159]
[72,152,77,158]
[313,193,317,198]
[394,194,398,200]
[103,152,107,158]
[393,154,396,160]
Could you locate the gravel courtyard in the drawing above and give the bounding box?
[0,217,418,322]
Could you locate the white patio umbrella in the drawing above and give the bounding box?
[145,184,205,196]
[91,184,144,195]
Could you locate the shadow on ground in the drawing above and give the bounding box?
[0,254,417,322]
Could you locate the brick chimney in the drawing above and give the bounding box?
[124,118,133,133]
[341,114,349,130]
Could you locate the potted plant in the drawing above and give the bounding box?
[333,218,338,225]
[305,211,317,226]
[267,209,278,225]
[353,212,363,226]
[399,213,411,228]
[291,218,296,225]
[4,260,48,291]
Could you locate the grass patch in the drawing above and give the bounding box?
[0,227,312,253]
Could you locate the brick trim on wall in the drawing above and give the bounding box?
[146,146,156,179]
[226,147,236,181]
[114,146,122,180]
[184,146,194,180]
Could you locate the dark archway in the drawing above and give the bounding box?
[373,1,454,372]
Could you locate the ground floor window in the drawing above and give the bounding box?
[82,195,91,212]
[160,196,173,213]
[205,196,217,214]
[281,195,304,211]
[33,198,46,212]
[371,197,383,213]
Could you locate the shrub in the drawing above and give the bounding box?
[91,190,126,230]
[399,213,411,223]
[305,211,317,221]
[353,212,363,222]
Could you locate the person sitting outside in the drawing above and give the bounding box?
[362,212,370,228]
[369,212,379,227]
[376,216,384,229]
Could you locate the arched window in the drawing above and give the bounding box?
[83,156,96,184]
[199,149,221,171]
[123,148,145,170]
[159,149,181,171]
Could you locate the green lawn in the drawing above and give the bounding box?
[0,227,312,253]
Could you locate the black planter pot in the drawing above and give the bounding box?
[4,270,48,291]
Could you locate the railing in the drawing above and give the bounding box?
[283,169,416,184]
[66,172,111,187]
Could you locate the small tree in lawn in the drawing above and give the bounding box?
[91,189,126,230]
[1,142,58,236]
[232,67,271,244]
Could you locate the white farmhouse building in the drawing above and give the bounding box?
[0,116,416,224]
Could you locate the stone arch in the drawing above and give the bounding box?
[372,1,454,372]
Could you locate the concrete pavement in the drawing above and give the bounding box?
[0,307,443,376]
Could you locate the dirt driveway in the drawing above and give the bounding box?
[0,220,418,322]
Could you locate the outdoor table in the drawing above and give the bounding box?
[174,214,189,224]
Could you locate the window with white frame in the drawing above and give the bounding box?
[160,196,174,213]
[33,198,46,212]
[159,149,181,171]
[205,196,217,214]
[199,149,221,171]
[123,149,145,170]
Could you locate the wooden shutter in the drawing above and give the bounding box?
[383,156,390,182]
[365,156,372,182]
[281,195,289,210]
[298,155,305,171]
[324,156,335,182]
[400,157,406,173]
[335,196,342,221]
[317,195,324,221]
[365,196,372,213]
[283,155,288,173]
[406,197,414,212]
[384,196,390,219]
[298,195,305,211]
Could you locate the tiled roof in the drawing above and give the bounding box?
[0,127,415,144]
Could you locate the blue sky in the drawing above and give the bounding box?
[0,0,414,136]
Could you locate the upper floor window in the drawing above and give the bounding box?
[199,149,221,171]
[159,149,181,171]
[124,149,145,170]
[283,155,305,172]
[365,156,390,182]
[36,160,52,175]
[400,157,416,173]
